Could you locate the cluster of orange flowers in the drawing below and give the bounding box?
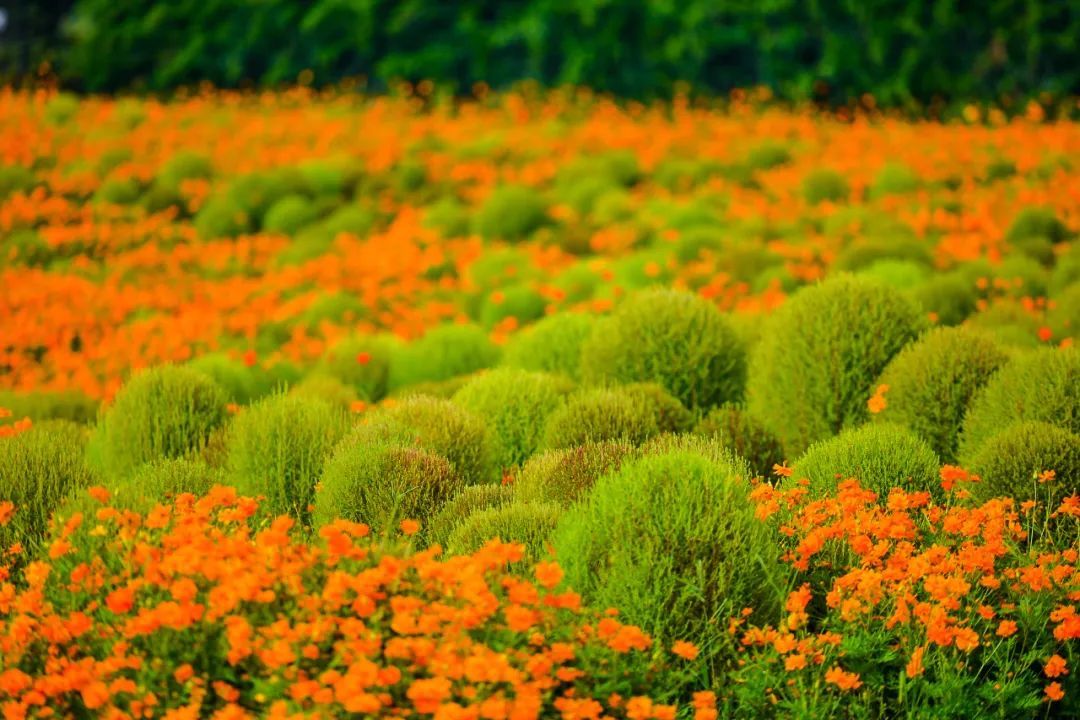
[2,89,1078,399]
[0,408,31,438]
[738,466,1080,708]
[0,486,712,719]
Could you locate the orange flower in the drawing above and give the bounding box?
[534,561,564,589]
[995,620,1018,637]
[954,627,980,652]
[905,645,926,678]
[0,501,14,527]
[671,641,699,661]
[824,666,862,691]
[1045,682,1065,702]
[785,653,807,671]
[399,519,420,536]
[773,463,793,478]
[1045,654,1068,678]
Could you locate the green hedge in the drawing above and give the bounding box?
[17,1,1080,106]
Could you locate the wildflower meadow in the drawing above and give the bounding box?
[2,2,1079,718]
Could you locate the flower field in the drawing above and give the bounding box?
[1,87,1078,718]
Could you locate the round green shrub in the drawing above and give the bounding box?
[128,457,222,500]
[672,227,726,263]
[0,390,99,427]
[581,288,747,410]
[423,197,471,238]
[428,484,514,549]
[0,421,92,551]
[288,374,359,412]
[390,374,476,401]
[993,255,1049,298]
[743,142,792,171]
[857,259,929,290]
[318,334,398,402]
[91,366,229,479]
[94,177,141,206]
[869,162,920,198]
[0,164,38,200]
[833,237,932,273]
[298,292,367,332]
[391,323,500,389]
[465,248,540,290]
[1048,283,1080,341]
[501,312,596,380]
[694,404,786,478]
[262,194,319,235]
[158,152,214,191]
[44,93,80,125]
[1050,247,1080,296]
[514,440,638,508]
[542,387,660,450]
[1005,206,1070,245]
[968,421,1079,511]
[228,393,346,524]
[447,502,562,562]
[452,369,568,471]
[802,168,850,205]
[909,273,979,326]
[479,283,547,329]
[314,443,462,536]
[874,327,1009,462]
[791,422,941,497]
[342,395,495,485]
[554,451,783,649]
[959,346,1079,462]
[194,195,250,239]
[473,185,550,242]
[186,353,262,404]
[747,275,926,455]
[620,382,694,434]
[319,204,376,239]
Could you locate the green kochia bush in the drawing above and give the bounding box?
[478,283,547,329]
[514,440,638,508]
[874,327,1008,462]
[186,353,263,404]
[227,393,346,524]
[0,421,93,551]
[391,323,500,390]
[541,388,660,450]
[967,422,1079,513]
[581,288,747,410]
[501,312,597,380]
[554,451,784,651]
[288,374,359,413]
[791,423,941,497]
[314,443,462,536]
[748,275,926,455]
[318,334,398,402]
[959,346,1079,463]
[91,366,229,479]
[1005,206,1070,245]
[621,382,694,434]
[0,389,99,426]
[428,484,514,549]
[447,501,563,561]
[452,368,568,471]
[694,404,786,478]
[342,395,495,485]
[473,185,550,242]
[802,168,850,205]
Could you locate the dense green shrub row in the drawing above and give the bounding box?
[10,0,1080,107]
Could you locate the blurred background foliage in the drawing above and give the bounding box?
[1,0,1079,107]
